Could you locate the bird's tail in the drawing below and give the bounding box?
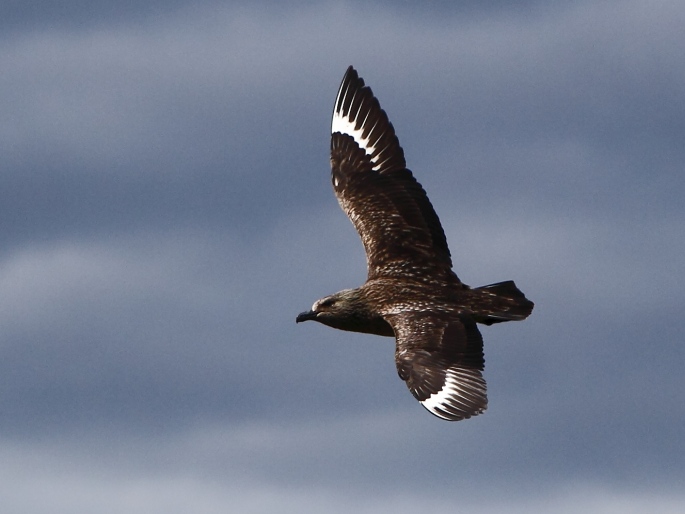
[473,280,534,325]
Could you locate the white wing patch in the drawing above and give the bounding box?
[420,368,486,420]
[332,87,380,169]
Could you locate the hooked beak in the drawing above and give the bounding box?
[296,310,317,323]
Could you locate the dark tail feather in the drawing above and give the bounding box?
[473,280,534,326]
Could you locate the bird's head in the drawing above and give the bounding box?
[296,289,366,328]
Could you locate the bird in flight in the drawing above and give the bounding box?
[296,66,534,421]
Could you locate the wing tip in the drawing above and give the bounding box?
[421,402,487,422]
[417,368,488,421]
[420,396,488,421]
[331,65,406,173]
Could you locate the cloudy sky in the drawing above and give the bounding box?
[2,1,684,512]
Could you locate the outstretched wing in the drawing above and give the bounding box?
[388,311,487,421]
[330,66,456,282]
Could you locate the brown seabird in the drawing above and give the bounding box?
[296,66,534,421]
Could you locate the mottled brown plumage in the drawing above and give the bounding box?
[296,66,534,421]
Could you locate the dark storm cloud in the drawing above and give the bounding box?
[0,0,208,32]
[4,0,682,248]
[1,1,684,512]
[0,17,330,247]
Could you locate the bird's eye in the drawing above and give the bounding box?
[320,298,336,308]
